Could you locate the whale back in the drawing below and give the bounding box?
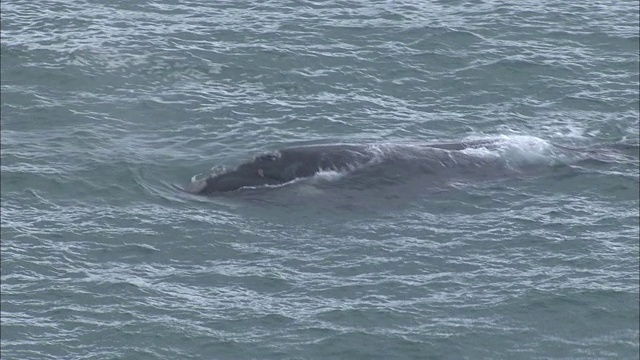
[186,139,590,194]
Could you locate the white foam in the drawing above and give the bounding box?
[190,173,204,183]
[313,169,348,181]
[460,135,575,166]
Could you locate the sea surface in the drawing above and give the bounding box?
[1,1,639,359]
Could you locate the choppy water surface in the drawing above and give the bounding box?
[1,0,638,359]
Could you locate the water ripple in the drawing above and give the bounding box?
[2,0,638,358]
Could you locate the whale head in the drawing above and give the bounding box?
[184,145,373,194]
[184,151,293,194]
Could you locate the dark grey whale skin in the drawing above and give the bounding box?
[183,141,497,195]
[184,144,372,194]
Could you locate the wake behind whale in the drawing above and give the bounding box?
[183,136,627,195]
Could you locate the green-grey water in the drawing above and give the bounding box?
[1,1,639,359]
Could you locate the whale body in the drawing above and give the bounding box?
[183,140,501,195]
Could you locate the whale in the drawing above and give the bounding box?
[183,140,501,195]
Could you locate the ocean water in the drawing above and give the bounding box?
[1,0,639,359]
